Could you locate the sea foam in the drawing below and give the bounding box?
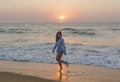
[0,43,120,69]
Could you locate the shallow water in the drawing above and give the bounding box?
[0,23,120,47]
[0,23,120,69]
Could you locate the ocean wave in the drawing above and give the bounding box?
[0,43,120,69]
[62,28,96,36]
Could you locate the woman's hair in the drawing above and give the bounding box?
[56,31,62,42]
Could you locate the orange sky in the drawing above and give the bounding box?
[0,0,120,23]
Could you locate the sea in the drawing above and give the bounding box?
[0,23,120,69]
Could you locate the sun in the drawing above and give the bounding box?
[59,15,64,20]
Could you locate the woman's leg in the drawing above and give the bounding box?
[56,52,63,71]
[58,52,69,67]
[56,52,69,70]
[61,60,69,67]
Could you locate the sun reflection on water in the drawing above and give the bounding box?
[55,65,69,82]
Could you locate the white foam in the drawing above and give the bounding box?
[0,43,120,69]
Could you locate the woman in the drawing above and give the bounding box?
[52,31,68,71]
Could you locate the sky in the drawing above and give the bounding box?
[0,0,120,23]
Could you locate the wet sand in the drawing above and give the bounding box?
[0,72,59,82]
[0,60,120,82]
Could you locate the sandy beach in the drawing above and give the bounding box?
[0,72,59,82]
[0,60,120,82]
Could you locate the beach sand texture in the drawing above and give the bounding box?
[0,61,120,82]
[0,72,59,82]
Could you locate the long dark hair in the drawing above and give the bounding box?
[56,31,62,42]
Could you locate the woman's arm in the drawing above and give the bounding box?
[52,43,57,53]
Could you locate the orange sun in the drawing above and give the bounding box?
[59,15,64,20]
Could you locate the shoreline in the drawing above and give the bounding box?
[1,60,120,70]
[0,60,120,82]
